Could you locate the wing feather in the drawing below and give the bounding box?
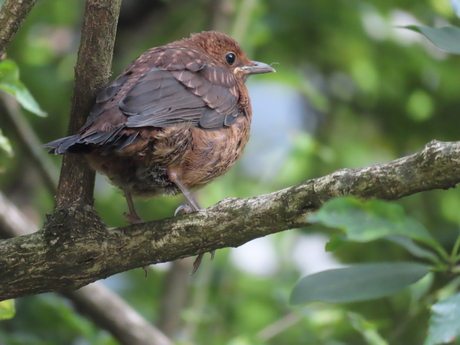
[45,46,242,154]
[121,64,239,130]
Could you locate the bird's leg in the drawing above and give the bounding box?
[168,170,215,274]
[123,191,143,224]
[168,171,200,211]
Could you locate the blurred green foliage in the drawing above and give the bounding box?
[0,59,46,117]
[1,0,460,344]
[0,300,15,321]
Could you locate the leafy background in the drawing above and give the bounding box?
[1,0,460,344]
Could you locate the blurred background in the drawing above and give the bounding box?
[1,0,460,344]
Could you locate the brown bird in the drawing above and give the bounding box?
[44,31,275,270]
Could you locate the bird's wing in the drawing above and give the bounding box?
[119,67,207,127]
[44,47,240,155]
[114,46,239,130]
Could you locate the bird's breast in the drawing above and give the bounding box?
[87,115,251,198]
[172,115,251,189]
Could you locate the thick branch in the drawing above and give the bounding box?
[1,140,459,301]
[55,0,121,208]
[0,0,36,57]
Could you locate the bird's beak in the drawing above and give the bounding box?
[235,61,276,75]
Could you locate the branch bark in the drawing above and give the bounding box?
[0,0,37,57]
[55,0,121,208]
[1,139,459,301]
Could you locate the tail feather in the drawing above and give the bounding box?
[43,135,89,154]
[43,129,139,155]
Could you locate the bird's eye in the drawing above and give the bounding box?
[225,52,236,65]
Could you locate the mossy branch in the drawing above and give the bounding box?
[1,139,459,301]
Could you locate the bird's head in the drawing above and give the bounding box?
[189,31,275,82]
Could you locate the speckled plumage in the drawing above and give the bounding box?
[44,31,275,222]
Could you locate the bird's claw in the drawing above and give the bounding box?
[191,253,204,275]
[191,251,215,275]
[172,204,208,274]
[142,265,149,278]
[174,204,194,216]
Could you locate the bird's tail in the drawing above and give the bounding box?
[43,135,92,155]
[43,129,139,155]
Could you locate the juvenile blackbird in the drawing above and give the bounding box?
[44,31,274,268]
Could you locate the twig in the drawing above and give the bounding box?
[0,0,37,57]
[0,93,58,195]
[158,259,193,337]
[62,284,173,345]
[257,313,301,341]
[209,0,236,33]
[0,191,33,237]
[0,139,459,300]
[182,259,214,340]
[230,0,257,43]
[0,191,173,345]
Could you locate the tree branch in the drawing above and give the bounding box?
[1,139,459,301]
[0,191,173,345]
[55,0,121,208]
[0,0,36,57]
[61,284,173,345]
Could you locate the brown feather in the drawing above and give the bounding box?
[44,30,274,213]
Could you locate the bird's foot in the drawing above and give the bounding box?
[192,253,204,275]
[174,204,194,216]
[172,203,213,274]
[123,212,143,224]
[191,250,216,275]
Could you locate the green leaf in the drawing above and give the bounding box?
[409,272,434,304]
[425,293,460,345]
[308,197,436,246]
[0,299,15,320]
[290,262,429,305]
[0,129,13,157]
[385,235,439,263]
[0,59,47,117]
[348,312,389,345]
[403,25,460,54]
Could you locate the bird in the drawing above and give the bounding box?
[44,31,275,271]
